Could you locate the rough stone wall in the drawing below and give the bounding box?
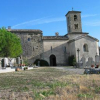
[7,30,99,66]
[43,40,69,65]
[68,41,76,56]
[74,36,99,62]
[11,31,43,64]
[66,13,82,33]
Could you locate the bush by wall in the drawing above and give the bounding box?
[34,59,49,66]
[68,55,76,66]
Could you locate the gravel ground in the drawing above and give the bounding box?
[55,67,85,74]
[0,67,85,74]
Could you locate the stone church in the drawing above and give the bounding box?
[7,10,99,66]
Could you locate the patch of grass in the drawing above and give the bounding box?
[92,79,95,84]
[41,90,55,96]
[70,83,79,87]
[0,68,100,100]
[0,77,25,89]
[15,86,29,92]
[46,81,68,89]
[32,81,46,88]
[33,81,69,99]
[95,87,100,93]
[33,90,55,99]
[78,93,93,98]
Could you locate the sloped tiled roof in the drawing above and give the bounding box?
[65,11,81,16]
[7,29,42,33]
[43,36,69,40]
[68,34,99,43]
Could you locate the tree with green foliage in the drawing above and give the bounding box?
[0,28,22,57]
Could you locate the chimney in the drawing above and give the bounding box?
[8,26,11,29]
[55,32,59,36]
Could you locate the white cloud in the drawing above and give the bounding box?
[82,14,98,18]
[82,14,100,26]
[12,14,98,28]
[12,17,45,28]
[83,20,100,26]
[12,17,65,28]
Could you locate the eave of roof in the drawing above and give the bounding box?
[64,32,89,37]
[65,11,81,16]
[87,35,99,42]
[67,32,89,35]
[43,36,69,40]
[7,29,42,33]
[68,34,99,43]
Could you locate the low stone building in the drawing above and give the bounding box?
[7,29,43,64]
[7,10,99,66]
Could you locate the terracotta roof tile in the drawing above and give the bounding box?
[43,36,69,40]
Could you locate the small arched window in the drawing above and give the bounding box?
[28,38,31,41]
[83,44,88,52]
[74,15,77,21]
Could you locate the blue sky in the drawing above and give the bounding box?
[0,0,100,45]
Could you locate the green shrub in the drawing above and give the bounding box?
[24,66,28,70]
[68,55,76,66]
[34,59,49,66]
[23,59,29,66]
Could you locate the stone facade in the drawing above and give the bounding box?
[7,29,43,64]
[7,10,99,66]
[43,37,69,65]
[68,35,99,62]
[66,11,82,33]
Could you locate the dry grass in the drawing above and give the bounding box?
[45,74,100,100]
[0,67,100,100]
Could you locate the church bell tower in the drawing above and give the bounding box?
[65,11,82,33]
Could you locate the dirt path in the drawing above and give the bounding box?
[55,67,85,74]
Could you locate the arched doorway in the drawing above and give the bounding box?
[50,55,56,66]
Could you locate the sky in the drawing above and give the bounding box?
[0,0,100,45]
